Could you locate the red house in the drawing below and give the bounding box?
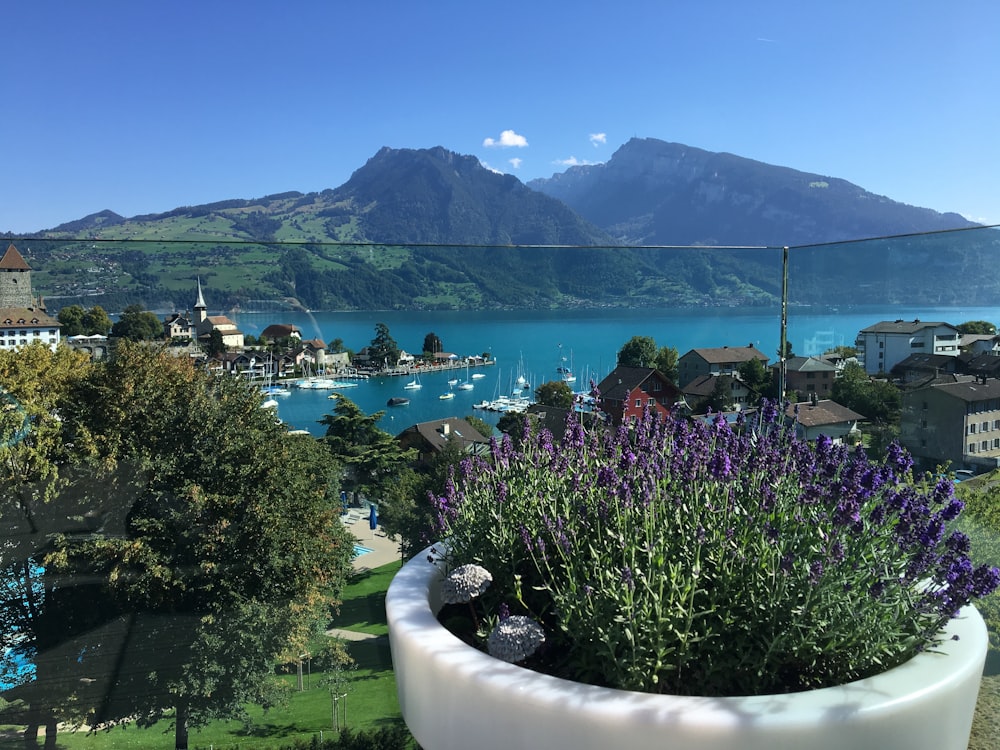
[595,366,681,425]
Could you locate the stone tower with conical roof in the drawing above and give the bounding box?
[0,244,40,309]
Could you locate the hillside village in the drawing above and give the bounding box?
[4,242,1000,476]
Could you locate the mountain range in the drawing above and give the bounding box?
[8,138,992,312]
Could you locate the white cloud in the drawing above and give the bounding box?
[589,133,607,147]
[483,129,529,148]
[554,156,594,167]
[508,157,522,169]
[478,159,503,174]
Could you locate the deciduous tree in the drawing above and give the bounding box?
[43,344,354,749]
[617,336,657,368]
[535,380,575,409]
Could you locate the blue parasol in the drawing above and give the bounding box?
[368,504,378,533]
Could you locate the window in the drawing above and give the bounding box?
[635,399,642,408]
[994,420,1000,430]
[652,381,662,392]
[969,443,977,453]
[648,398,654,406]
[982,441,989,452]
[969,424,977,434]
[923,401,929,410]
[994,438,1000,449]
[983,422,990,432]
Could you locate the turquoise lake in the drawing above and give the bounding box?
[230,305,1000,436]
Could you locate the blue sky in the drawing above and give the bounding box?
[2,1,998,234]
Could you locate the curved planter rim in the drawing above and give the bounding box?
[387,544,988,750]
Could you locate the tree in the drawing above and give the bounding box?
[47,344,354,749]
[81,305,112,336]
[695,375,734,414]
[777,338,796,360]
[329,337,346,353]
[0,344,100,745]
[535,380,575,409]
[205,328,226,356]
[957,320,997,335]
[57,304,85,336]
[369,322,400,369]
[320,396,415,502]
[617,336,657,368]
[464,414,493,440]
[422,332,443,356]
[831,361,901,426]
[737,357,770,403]
[823,344,858,359]
[654,345,679,383]
[110,304,162,341]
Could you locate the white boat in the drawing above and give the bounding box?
[261,399,279,409]
[439,391,455,400]
[456,360,474,390]
[471,372,486,380]
[448,377,459,386]
[403,374,422,390]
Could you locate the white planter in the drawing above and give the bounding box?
[386,545,988,750]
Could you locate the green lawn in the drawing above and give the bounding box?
[0,561,405,750]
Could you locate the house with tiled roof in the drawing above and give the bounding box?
[680,373,757,413]
[260,323,302,341]
[677,344,769,388]
[784,398,865,443]
[396,417,490,465]
[855,319,961,375]
[779,356,839,398]
[0,244,60,352]
[889,353,963,385]
[595,365,681,425]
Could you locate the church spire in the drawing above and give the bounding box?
[194,277,207,325]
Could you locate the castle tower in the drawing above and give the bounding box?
[0,244,38,309]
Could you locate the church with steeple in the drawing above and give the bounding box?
[0,244,60,351]
[164,278,243,349]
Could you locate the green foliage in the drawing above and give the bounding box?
[534,380,575,409]
[422,331,443,355]
[110,303,163,340]
[464,414,493,440]
[320,396,415,500]
[956,475,1000,651]
[831,361,901,425]
[823,344,858,358]
[439,409,997,697]
[958,320,997,335]
[694,375,733,414]
[56,304,113,336]
[368,323,400,368]
[22,343,357,748]
[617,335,657,368]
[654,345,679,383]
[206,327,226,356]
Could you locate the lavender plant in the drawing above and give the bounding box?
[434,402,1000,697]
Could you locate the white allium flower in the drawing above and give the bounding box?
[487,615,545,663]
[440,564,492,604]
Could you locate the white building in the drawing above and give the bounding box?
[854,319,961,375]
[0,244,60,352]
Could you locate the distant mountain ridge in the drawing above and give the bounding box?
[527,138,977,247]
[10,140,994,312]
